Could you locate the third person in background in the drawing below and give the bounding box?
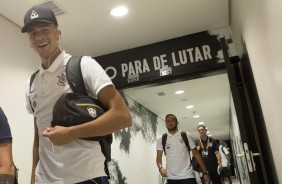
[196,125,222,184]
[216,140,232,184]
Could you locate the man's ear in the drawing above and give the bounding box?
[57,29,62,40]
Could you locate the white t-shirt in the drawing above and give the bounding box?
[25,51,113,184]
[156,130,196,180]
[219,145,230,167]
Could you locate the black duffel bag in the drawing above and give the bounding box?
[51,93,107,141]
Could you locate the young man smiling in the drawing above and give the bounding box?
[22,5,132,184]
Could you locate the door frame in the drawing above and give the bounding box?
[220,37,278,184]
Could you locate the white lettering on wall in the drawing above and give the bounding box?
[153,54,168,70]
[121,59,151,77]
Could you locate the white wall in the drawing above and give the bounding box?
[0,15,39,183]
[109,94,167,184]
[230,0,282,182]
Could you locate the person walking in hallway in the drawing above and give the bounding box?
[216,140,232,184]
[196,125,222,184]
[156,114,210,184]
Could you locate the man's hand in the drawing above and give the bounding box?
[159,167,167,177]
[204,173,211,184]
[43,126,75,146]
[218,162,223,172]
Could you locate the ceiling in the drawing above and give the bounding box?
[123,73,231,140]
[0,0,231,140]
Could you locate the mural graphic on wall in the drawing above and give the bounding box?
[114,94,158,153]
[108,159,128,184]
[107,94,159,184]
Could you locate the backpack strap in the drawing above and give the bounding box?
[66,56,88,95]
[162,131,191,155]
[162,133,168,155]
[66,56,112,179]
[221,146,227,157]
[29,70,39,113]
[180,131,190,153]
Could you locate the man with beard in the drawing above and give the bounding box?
[156,114,210,184]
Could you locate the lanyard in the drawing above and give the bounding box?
[199,137,210,151]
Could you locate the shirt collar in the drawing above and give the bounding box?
[167,129,181,136]
[38,50,69,76]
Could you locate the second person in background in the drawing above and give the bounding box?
[156,114,210,184]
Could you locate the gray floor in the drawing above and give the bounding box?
[222,177,240,184]
[231,177,240,184]
[195,177,241,184]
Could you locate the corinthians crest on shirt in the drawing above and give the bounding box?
[87,106,97,118]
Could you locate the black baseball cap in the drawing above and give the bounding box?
[21,5,58,33]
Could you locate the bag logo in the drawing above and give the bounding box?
[30,10,39,19]
[87,106,97,118]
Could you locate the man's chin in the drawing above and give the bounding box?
[168,127,177,131]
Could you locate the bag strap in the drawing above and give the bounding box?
[162,133,168,155]
[221,146,227,157]
[162,131,191,155]
[66,56,88,95]
[180,131,190,153]
[66,56,111,179]
[29,70,39,113]
[180,131,193,163]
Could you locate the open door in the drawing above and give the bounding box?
[220,38,278,184]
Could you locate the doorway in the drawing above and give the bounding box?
[122,71,246,183]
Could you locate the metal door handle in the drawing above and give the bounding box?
[236,153,245,157]
[250,151,260,171]
[252,152,260,156]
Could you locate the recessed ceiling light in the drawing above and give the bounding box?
[208,134,212,137]
[175,90,184,94]
[186,105,194,109]
[111,6,128,17]
[193,114,200,118]
[198,122,205,125]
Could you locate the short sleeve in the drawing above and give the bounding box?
[25,79,34,114]
[223,147,229,155]
[156,136,163,151]
[186,132,196,150]
[80,56,113,98]
[0,107,12,144]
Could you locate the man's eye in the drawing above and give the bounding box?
[29,32,36,37]
[42,28,50,33]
